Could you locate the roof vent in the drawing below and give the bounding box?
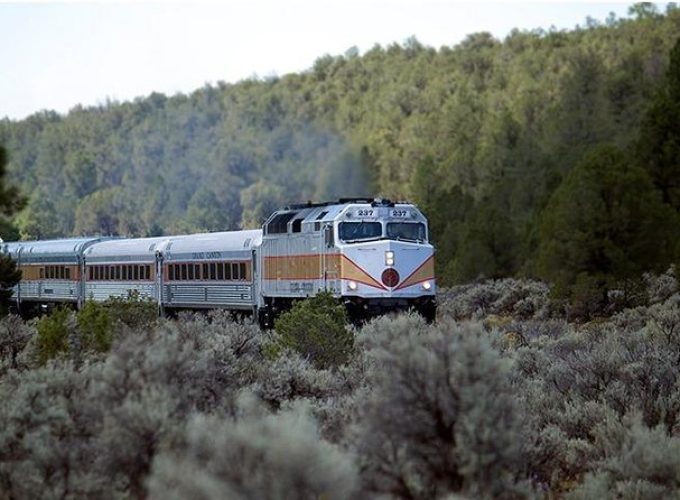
[371,198,395,207]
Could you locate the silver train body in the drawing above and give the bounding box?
[1,199,436,325]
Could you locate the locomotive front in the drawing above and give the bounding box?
[335,200,436,321]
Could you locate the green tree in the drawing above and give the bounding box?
[637,37,680,210]
[0,254,21,308]
[14,188,62,240]
[0,146,26,219]
[274,292,352,369]
[77,301,113,353]
[0,146,25,311]
[239,180,285,229]
[411,157,474,285]
[36,307,71,365]
[73,187,134,235]
[628,2,660,19]
[536,145,676,313]
[449,198,518,283]
[181,187,230,233]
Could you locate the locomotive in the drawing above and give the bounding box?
[1,198,436,326]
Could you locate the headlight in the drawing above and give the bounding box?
[422,281,432,290]
[385,251,395,266]
[348,281,358,291]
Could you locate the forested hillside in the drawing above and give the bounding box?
[2,4,680,300]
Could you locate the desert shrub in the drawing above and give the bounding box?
[0,364,96,499]
[568,416,680,499]
[438,279,550,321]
[81,317,265,497]
[0,364,187,499]
[309,390,362,444]
[253,347,367,442]
[480,317,569,354]
[0,314,34,372]
[147,395,358,500]
[9,281,680,498]
[510,318,569,343]
[645,294,680,345]
[355,311,431,353]
[173,309,262,360]
[514,316,680,492]
[610,304,652,332]
[521,389,614,490]
[274,292,353,369]
[1,311,360,499]
[35,307,75,365]
[254,350,341,410]
[611,293,680,341]
[643,266,678,305]
[354,317,529,499]
[93,319,258,417]
[93,385,179,499]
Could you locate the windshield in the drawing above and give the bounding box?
[339,222,383,242]
[387,222,427,242]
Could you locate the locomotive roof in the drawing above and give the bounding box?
[264,198,424,230]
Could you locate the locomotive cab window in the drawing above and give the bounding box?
[386,222,427,242]
[339,221,382,242]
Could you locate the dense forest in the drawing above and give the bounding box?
[2,3,680,308]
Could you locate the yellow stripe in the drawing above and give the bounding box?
[396,256,434,290]
[264,254,340,280]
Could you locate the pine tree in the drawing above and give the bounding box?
[0,146,25,308]
[637,37,680,210]
[536,144,676,314]
[0,147,25,218]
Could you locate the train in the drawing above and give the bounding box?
[0,198,436,327]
